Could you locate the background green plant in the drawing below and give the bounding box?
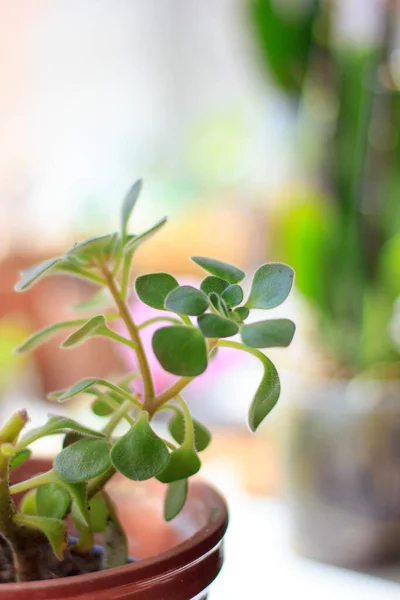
[0,181,294,582]
[250,0,400,373]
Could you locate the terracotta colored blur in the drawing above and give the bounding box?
[4,459,228,599]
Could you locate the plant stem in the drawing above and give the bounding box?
[138,316,182,330]
[102,400,134,436]
[96,394,135,426]
[147,377,193,415]
[87,467,116,500]
[217,339,265,360]
[104,329,137,351]
[102,265,155,405]
[147,339,217,414]
[0,411,29,534]
[176,395,195,449]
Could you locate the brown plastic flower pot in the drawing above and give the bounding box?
[3,459,228,599]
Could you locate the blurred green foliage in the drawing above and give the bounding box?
[0,318,28,392]
[249,0,400,373]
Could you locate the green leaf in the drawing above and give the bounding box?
[10,469,89,528]
[135,273,179,310]
[91,399,114,417]
[49,378,100,401]
[54,438,111,483]
[124,217,168,254]
[62,432,85,449]
[191,256,245,284]
[69,289,112,313]
[61,316,107,348]
[246,263,294,309]
[165,286,209,316]
[241,319,295,348]
[15,319,87,354]
[19,415,105,447]
[20,490,37,515]
[54,260,105,285]
[59,480,89,529]
[10,449,31,471]
[110,412,169,481]
[222,284,243,307]
[88,496,109,533]
[88,388,124,417]
[66,234,118,263]
[248,355,281,432]
[232,307,250,322]
[48,377,130,403]
[13,514,67,559]
[209,293,229,317]
[164,479,188,521]
[15,258,63,291]
[197,314,238,339]
[200,276,230,296]
[168,411,211,452]
[152,326,207,376]
[121,179,142,237]
[36,484,70,519]
[157,447,201,483]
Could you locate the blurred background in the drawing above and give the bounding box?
[1,0,400,597]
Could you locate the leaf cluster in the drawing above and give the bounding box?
[8,181,295,566]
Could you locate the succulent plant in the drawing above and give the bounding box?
[2,181,294,581]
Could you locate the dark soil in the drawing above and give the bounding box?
[0,535,103,583]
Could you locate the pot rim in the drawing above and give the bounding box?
[0,477,228,596]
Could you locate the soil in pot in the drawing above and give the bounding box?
[2,458,227,600]
[0,534,103,583]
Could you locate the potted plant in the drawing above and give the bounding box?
[0,181,295,598]
[250,0,400,567]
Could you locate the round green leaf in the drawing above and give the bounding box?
[164,479,188,521]
[135,273,179,310]
[191,256,245,284]
[20,490,37,515]
[168,411,211,452]
[54,438,111,483]
[246,263,294,309]
[200,276,230,296]
[197,314,238,339]
[232,307,250,322]
[36,484,70,519]
[91,399,114,416]
[248,355,281,432]
[152,326,207,376]
[165,286,209,316]
[110,412,169,481]
[241,319,296,348]
[222,284,243,307]
[157,447,201,483]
